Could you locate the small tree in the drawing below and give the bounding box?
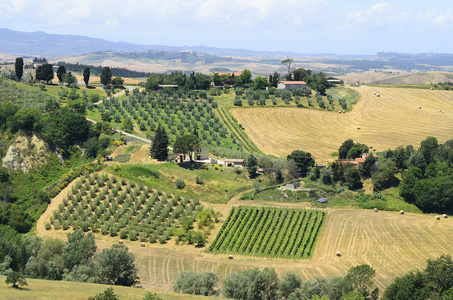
[287,150,315,176]
[5,271,28,288]
[246,154,258,178]
[100,67,112,86]
[112,76,124,88]
[14,57,24,82]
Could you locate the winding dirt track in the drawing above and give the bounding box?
[231,86,453,163]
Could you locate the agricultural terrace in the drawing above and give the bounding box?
[208,206,326,259]
[46,173,204,244]
[231,86,453,163]
[87,89,240,149]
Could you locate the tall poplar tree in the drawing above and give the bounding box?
[150,125,169,161]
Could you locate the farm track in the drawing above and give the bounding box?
[231,86,453,162]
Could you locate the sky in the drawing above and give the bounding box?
[0,0,452,54]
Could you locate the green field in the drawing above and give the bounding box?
[208,206,326,258]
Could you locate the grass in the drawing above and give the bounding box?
[108,162,253,204]
[0,275,207,300]
[250,181,421,213]
[231,86,453,163]
[113,154,131,162]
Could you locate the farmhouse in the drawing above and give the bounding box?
[335,153,378,169]
[277,81,307,90]
[194,145,209,161]
[224,158,244,167]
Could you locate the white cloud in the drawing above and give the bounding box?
[432,13,453,25]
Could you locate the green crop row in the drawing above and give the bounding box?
[208,206,326,259]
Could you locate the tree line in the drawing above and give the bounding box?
[173,263,379,300]
[1,227,139,288]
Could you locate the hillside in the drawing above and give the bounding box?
[232,85,453,162]
[0,275,207,300]
[339,71,453,85]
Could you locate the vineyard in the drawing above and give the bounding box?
[208,206,326,258]
[90,89,243,149]
[46,173,204,244]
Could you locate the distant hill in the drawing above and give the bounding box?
[0,28,306,57]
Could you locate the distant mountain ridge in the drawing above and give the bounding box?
[0,28,309,58]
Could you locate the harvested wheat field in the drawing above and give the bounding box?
[124,209,453,293]
[231,86,453,163]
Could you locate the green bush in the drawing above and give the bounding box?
[176,178,185,189]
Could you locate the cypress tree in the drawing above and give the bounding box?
[83,67,90,87]
[150,125,169,161]
[14,57,24,81]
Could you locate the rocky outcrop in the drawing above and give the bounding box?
[2,133,48,173]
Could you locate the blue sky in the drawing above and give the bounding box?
[0,0,452,54]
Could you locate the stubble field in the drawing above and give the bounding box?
[231,86,453,163]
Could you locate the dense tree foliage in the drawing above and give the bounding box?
[36,63,54,83]
[173,271,219,296]
[384,254,453,300]
[287,150,315,175]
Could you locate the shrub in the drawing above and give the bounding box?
[176,178,185,189]
[196,175,204,185]
[120,230,128,239]
[45,222,51,230]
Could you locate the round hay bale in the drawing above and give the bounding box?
[431,87,434,90]
[400,210,404,215]
[436,216,440,220]
[370,145,373,149]
[373,148,377,152]
[357,126,361,130]
[141,242,145,247]
[338,110,342,113]
[336,251,341,257]
[342,110,345,113]
[119,240,123,244]
[373,208,378,213]
[443,214,448,218]
[442,110,445,113]
[228,255,234,260]
[418,106,422,109]
[439,110,441,112]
